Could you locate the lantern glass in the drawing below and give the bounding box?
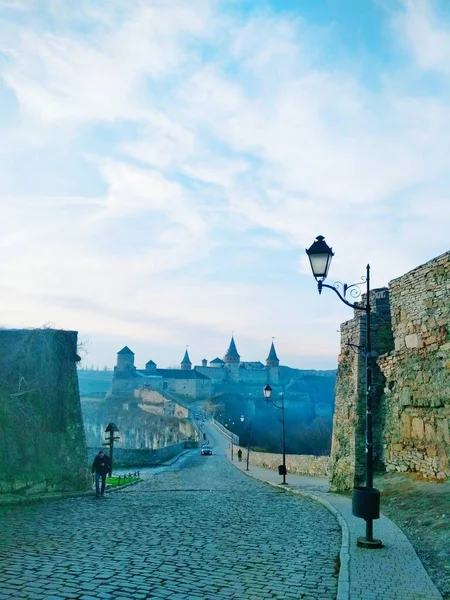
[305,235,334,281]
[263,384,273,399]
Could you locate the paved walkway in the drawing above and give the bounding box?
[216,431,443,600]
[0,439,341,599]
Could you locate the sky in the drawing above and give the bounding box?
[1,0,449,371]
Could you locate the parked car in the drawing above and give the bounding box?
[201,445,212,456]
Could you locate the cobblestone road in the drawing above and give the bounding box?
[0,445,341,600]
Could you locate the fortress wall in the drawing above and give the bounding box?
[329,288,392,491]
[194,366,227,382]
[0,329,90,500]
[235,447,329,477]
[236,370,268,384]
[87,441,189,468]
[194,378,213,399]
[379,251,450,479]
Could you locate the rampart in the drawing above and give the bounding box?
[379,251,450,479]
[330,251,450,490]
[330,288,393,490]
[87,441,196,468]
[235,447,329,477]
[0,329,90,500]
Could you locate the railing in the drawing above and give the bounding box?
[116,471,140,485]
[212,417,239,445]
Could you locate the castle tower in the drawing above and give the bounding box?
[224,336,240,381]
[266,341,280,382]
[180,349,192,371]
[116,346,136,374]
[145,359,157,373]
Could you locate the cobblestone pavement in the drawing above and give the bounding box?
[0,445,341,600]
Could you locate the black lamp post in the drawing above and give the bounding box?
[306,235,382,549]
[227,419,235,461]
[263,384,287,485]
[241,415,252,471]
[104,423,120,476]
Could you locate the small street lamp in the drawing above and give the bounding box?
[226,419,235,461]
[240,415,252,471]
[263,384,287,485]
[306,235,382,549]
[104,423,120,476]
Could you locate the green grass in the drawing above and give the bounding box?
[106,476,140,487]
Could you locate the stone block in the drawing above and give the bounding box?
[401,414,411,438]
[424,423,436,442]
[394,337,404,351]
[405,334,422,349]
[391,443,404,452]
[411,417,424,439]
[436,419,450,443]
[400,387,412,407]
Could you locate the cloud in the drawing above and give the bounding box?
[0,0,449,368]
[395,0,450,74]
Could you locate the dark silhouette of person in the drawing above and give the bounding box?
[91,450,111,497]
[237,449,243,462]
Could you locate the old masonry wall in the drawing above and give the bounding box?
[379,251,450,479]
[329,288,393,491]
[0,329,90,500]
[330,251,450,491]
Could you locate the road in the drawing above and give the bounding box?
[0,425,341,600]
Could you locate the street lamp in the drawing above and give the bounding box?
[306,235,382,549]
[263,384,287,485]
[227,419,235,461]
[104,423,120,476]
[240,415,252,471]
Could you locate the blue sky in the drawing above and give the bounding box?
[1,0,450,370]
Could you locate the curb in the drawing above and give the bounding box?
[227,457,350,600]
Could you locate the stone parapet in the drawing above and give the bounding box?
[379,251,450,480]
[0,329,90,498]
[235,447,329,477]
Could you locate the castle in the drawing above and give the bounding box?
[110,336,280,400]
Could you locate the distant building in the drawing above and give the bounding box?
[109,336,281,400]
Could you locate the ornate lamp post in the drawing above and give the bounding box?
[241,415,252,471]
[226,419,235,461]
[104,423,120,476]
[306,235,382,549]
[263,384,287,485]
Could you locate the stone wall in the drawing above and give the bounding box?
[87,441,191,469]
[330,288,393,491]
[378,251,450,479]
[0,329,90,500]
[235,447,329,477]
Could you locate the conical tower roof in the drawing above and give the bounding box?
[266,341,279,363]
[118,346,134,355]
[225,336,240,360]
[181,349,191,365]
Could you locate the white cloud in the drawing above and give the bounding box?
[395,0,450,74]
[0,0,449,367]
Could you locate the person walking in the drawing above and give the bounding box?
[91,450,111,498]
[237,449,243,462]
